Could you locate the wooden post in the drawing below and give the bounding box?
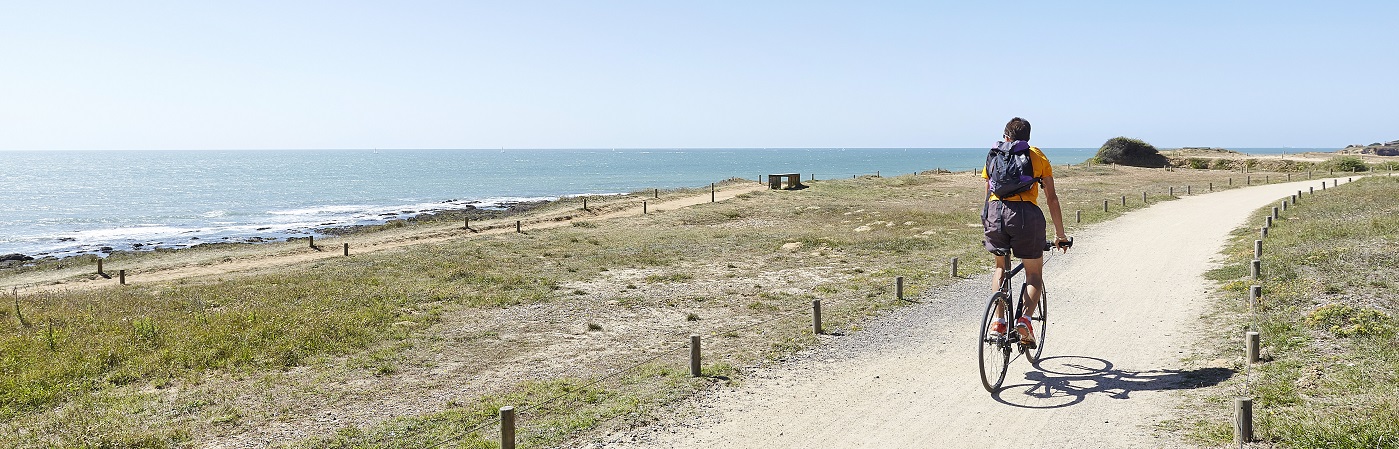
[583,198,588,210]
[119,269,126,285]
[309,236,315,249]
[97,259,104,275]
[1169,186,1174,197]
[1246,175,1251,185]
[1120,195,1126,206]
[1103,200,1108,212]
[465,217,470,229]
[1281,200,1287,212]
[951,257,959,278]
[1236,398,1254,444]
[711,183,716,203]
[1247,331,1260,363]
[690,335,702,377]
[812,300,823,335]
[1075,210,1081,223]
[1272,207,1279,219]
[500,406,516,449]
[343,243,349,256]
[1265,216,1272,228]
[1251,259,1261,280]
[1209,182,1213,192]
[643,201,648,214]
[1254,240,1263,258]
[1251,284,1262,304]
[1142,191,1147,203]
[1287,173,1291,181]
[1186,185,1191,195]
[1261,227,1268,238]
[516,220,522,233]
[654,188,659,198]
[896,276,904,300]
[1228,177,1233,186]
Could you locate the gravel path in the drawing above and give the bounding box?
[588,176,1358,448]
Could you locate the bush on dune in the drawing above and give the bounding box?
[1095,137,1168,168]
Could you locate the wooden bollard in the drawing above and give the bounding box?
[1142,191,1147,203]
[583,198,588,210]
[1236,398,1254,444]
[1251,259,1261,280]
[1228,177,1233,186]
[1281,200,1287,212]
[812,300,823,335]
[643,201,648,214]
[1309,186,1314,194]
[1209,182,1213,192]
[1261,227,1268,238]
[1246,175,1251,185]
[500,406,516,449]
[1120,195,1126,206]
[1186,185,1191,195]
[1272,207,1278,219]
[690,335,702,377]
[1250,284,1262,304]
[309,236,315,249]
[516,220,522,233]
[119,269,126,285]
[465,217,470,229]
[343,243,349,256]
[1286,173,1291,181]
[1075,210,1081,223]
[654,188,659,198]
[1247,331,1260,363]
[97,259,104,275]
[1265,215,1272,228]
[1169,186,1174,197]
[1265,175,1269,183]
[1103,200,1108,212]
[896,276,904,300]
[1254,240,1263,258]
[951,257,959,278]
[711,183,716,203]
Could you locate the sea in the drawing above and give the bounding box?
[0,147,1326,259]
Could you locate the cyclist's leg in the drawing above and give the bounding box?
[991,255,1008,318]
[1021,257,1044,317]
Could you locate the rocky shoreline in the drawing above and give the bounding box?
[0,199,556,269]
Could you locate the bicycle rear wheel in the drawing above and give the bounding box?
[978,292,1012,392]
[1019,283,1048,362]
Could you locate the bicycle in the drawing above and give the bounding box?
[978,238,1073,393]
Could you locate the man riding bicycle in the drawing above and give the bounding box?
[982,117,1071,346]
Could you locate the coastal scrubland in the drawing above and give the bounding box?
[0,162,1391,448]
[1174,175,1399,448]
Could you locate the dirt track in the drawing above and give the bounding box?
[594,177,1359,448]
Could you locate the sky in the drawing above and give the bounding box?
[1,1,1395,150]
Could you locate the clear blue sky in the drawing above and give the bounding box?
[2,1,1394,150]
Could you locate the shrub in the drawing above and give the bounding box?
[1095,137,1168,168]
[1327,156,1370,172]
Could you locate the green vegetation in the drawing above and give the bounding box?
[1323,155,1370,173]
[1190,175,1399,448]
[0,164,1314,447]
[1094,136,1168,168]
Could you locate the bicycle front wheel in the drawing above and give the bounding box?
[1021,284,1048,362]
[978,292,1012,393]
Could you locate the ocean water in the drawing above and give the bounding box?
[0,147,1109,259]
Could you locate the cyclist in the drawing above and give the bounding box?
[983,117,1070,346]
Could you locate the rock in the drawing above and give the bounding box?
[0,253,34,262]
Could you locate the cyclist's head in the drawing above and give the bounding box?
[1003,117,1031,142]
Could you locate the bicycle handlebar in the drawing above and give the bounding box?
[1043,236,1074,251]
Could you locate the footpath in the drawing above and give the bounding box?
[596,177,1359,448]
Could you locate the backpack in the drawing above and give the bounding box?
[985,140,1038,198]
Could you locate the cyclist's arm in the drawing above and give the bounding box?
[1041,176,1069,243]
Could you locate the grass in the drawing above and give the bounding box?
[1182,175,1399,448]
[0,163,1320,447]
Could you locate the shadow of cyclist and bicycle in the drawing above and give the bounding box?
[990,355,1234,409]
